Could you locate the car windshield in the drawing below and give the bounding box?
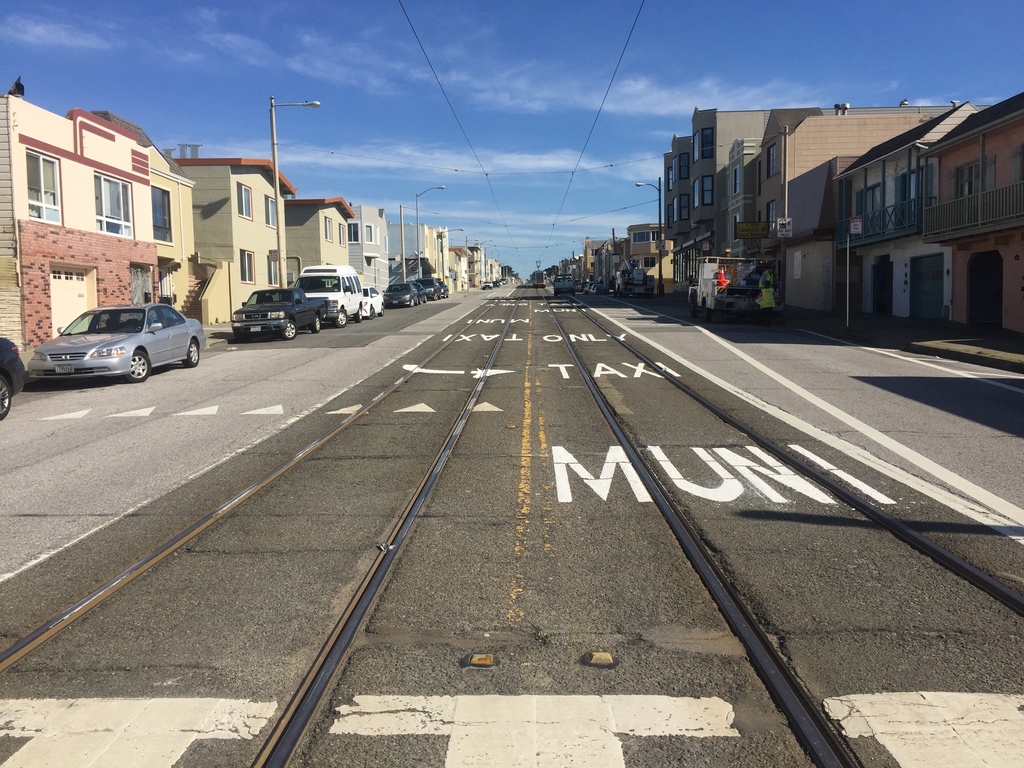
[294,276,341,293]
[246,290,292,305]
[62,309,146,335]
[386,284,409,293]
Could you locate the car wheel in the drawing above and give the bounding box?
[281,319,298,340]
[354,304,363,323]
[309,314,322,334]
[125,350,151,383]
[335,310,348,329]
[0,374,11,420]
[368,307,376,319]
[183,338,201,368]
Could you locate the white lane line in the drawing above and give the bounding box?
[41,410,91,420]
[592,308,1024,537]
[824,691,1024,768]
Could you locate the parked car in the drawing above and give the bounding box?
[361,286,384,318]
[552,275,575,296]
[384,283,419,308]
[0,337,26,420]
[590,282,608,295]
[412,282,429,305]
[27,304,205,385]
[415,277,447,299]
[293,265,363,327]
[481,281,493,290]
[231,287,325,341]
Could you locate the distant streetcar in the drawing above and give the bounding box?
[531,270,546,289]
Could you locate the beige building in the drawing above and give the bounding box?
[284,196,355,281]
[176,157,295,323]
[0,96,188,349]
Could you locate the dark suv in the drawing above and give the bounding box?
[414,277,447,300]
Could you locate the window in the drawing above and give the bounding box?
[348,222,360,243]
[678,152,690,180]
[667,164,675,190]
[237,182,252,219]
[693,178,700,209]
[265,195,277,228]
[267,253,280,286]
[152,187,172,242]
[732,166,740,195]
[865,184,882,212]
[325,217,333,242]
[95,174,133,236]
[766,200,776,227]
[631,230,657,244]
[365,224,374,243]
[700,127,714,159]
[733,214,740,240]
[27,151,61,223]
[955,163,980,198]
[679,193,690,220]
[767,144,777,177]
[240,250,255,283]
[701,175,713,206]
[643,256,656,269]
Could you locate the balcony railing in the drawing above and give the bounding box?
[837,199,920,245]
[923,180,1024,240]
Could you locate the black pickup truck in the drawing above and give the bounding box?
[231,287,326,341]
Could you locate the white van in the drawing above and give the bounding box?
[292,265,363,328]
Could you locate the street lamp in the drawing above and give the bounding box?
[270,97,319,280]
[635,178,664,296]
[415,185,445,280]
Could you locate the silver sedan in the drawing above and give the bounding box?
[28,304,205,384]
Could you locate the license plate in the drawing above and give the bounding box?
[249,326,262,332]
[54,364,74,374]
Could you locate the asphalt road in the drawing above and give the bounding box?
[1,288,1022,767]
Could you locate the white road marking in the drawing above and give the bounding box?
[41,409,90,420]
[592,308,1024,542]
[824,691,1024,767]
[175,406,219,416]
[243,405,284,415]
[327,404,362,414]
[0,698,276,767]
[471,367,515,379]
[108,407,155,418]
[472,402,503,412]
[395,403,436,413]
[552,446,652,503]
[789,444,895,504]
[402,364,464,375]
[330,694,737,767]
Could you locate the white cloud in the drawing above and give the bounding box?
[0,15,114,50]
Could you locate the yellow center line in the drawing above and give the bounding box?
[509,315,535,625]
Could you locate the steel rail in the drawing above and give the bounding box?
[545,296,859,768]
[573,299,1024,619]
[251,296,523,767]
[0,299,510,674]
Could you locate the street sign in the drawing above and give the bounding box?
[776,218,792,237]
[849,216,862,235]
[736,222,769,239]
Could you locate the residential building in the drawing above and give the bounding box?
[175,157,294,323]
[624,223,673,293]
[673,109,773,286]
[752,104,952,313]
[347,206,389,290]
[1,96,173,349]
[387,221,439,282]
[921,90,1024,332]
[284,196,355,282]
[835,103,978,319]
[722,138,760,259]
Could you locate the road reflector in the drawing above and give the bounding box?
[460,653,497,669]
[582,651,617,668]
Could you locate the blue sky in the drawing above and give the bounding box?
[3,0,1023,277]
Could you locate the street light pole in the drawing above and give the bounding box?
[270,97,319,281]
[415,185,445,280]
[635,178,664,296]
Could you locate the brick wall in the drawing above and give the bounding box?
[19,219,158,348]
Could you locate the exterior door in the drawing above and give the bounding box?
[872,255,893,315]
[909,254,944,319]
[968,251,1002,324]
[130,265,151,305]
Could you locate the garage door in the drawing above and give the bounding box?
[50,267,93,336]
[909,253,944,320]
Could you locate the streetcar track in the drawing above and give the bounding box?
[543,294,859,768]
[0,298,520,676]
[564,296,1024,619]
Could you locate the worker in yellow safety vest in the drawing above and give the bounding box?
[758,266,775,325]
